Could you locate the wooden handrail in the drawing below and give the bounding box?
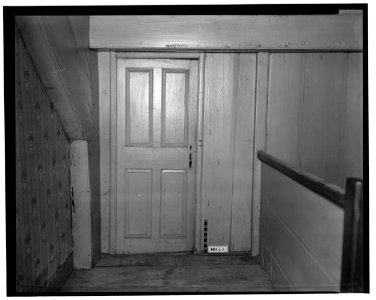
[257,151,365,292]
[257,151,345,208]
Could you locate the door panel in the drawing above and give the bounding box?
[162,70,188,146]
[124,169,152,238]
[161,170,187,238]
[116,58,198,253]
[126,69,153,146]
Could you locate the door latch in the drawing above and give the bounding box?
[189,145,192,168]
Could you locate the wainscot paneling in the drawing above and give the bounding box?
[16,26,72,293]
[266,53,363,188]
[260,163,344,291]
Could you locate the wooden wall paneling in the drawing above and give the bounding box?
[90,15,362,51]
[264,163,344,282]
[260,163,344,291]
[195,53,205,253]
[109,51,117,254]
[262,198,339,291]
[230,54,257,252]
[251,53,269,256]
[342,53,363,187]
[301,53,347,186]
[70,140,92,269]
[15,16,84,140]
[98,51,111,253]
[270,254,293,291]
[202,53,237,249]
[88,48,101,266]
[266,53,305,168]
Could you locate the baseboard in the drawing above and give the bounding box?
[41,253,73,293]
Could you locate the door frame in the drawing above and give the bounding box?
[108,51,205,254]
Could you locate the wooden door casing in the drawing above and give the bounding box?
[115,58,198,253]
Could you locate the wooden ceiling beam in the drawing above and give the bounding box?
[90,15,363,51]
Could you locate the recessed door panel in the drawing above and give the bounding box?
[124,169,152,238]
[126,69,153,146]
[162,70,188,146]
[161,170,187,238]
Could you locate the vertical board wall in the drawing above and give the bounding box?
[266,53,363,188]
[202,53,256,252]
[99,52,362,254]
[16,27,72,292]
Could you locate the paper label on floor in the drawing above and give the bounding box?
[208,246,228,253]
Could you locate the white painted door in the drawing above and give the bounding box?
[115,59,198,253]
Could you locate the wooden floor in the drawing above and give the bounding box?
[61,254,274,294]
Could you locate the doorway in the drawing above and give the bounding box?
[114,58,199,253]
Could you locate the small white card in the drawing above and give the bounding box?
[208,245,228,253]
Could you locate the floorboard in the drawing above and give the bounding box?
[61,254,273,293]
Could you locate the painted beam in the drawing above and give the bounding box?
[70,140,92,269]
[90,15,362,51]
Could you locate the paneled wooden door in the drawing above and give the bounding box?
[115,59,198,253]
